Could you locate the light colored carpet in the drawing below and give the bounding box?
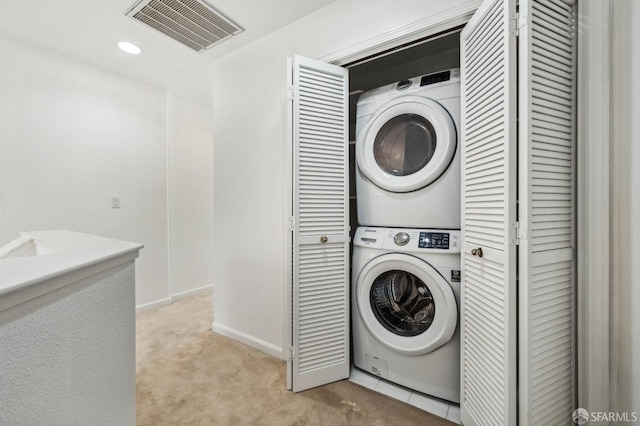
[136,291,455,425]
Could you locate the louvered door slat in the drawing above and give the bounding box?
[291,55,349,392]
[460,0,517,424]
[518,0,576,424]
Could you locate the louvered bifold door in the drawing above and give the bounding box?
[518,0,577,424]
[460,0,517,424]
[290,55,350,392]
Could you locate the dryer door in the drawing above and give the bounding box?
[356,253,457,355]
[356,96,457,193]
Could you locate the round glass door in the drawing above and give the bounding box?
[356,253,457,355]
[370,270,436,337]
[356,96,457,193]
[373,114,437,177]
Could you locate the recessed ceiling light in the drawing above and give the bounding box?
[118,41,142,55]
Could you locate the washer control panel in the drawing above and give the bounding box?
[354,227,461,253]
[418,232,450,249]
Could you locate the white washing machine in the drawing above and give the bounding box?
[352,226,460,403]
[355,69,461,229]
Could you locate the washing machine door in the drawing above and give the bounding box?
[356,96,457,193]
[356,253,457,356]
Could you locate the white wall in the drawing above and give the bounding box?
[211,0,477,358]
[610,0,640,415]
[0,263,136,425]
[0,35,215,307]
[168,93,215,298]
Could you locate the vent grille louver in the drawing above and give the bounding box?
[126,0,243,53]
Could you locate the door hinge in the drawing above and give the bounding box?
[510,12,527,37]
[511,221,528,245]
[287,216,295,232]
[287,85,294,101]
[519,13,528,30]
[288,346,294,361]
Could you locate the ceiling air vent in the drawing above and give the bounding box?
[125,0,243,53]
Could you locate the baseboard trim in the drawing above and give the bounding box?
[170,284,214,303]
[135,284,214,313]
[136,297,171,313]
[212,322,284,360]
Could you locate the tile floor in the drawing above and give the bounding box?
[349,368,461,424]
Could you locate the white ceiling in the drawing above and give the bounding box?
[0,0,337,104]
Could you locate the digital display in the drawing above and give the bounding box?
[418,232,450,249]
[420,71,451,86]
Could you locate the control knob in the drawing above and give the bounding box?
[396,80,412,90]
[394,232,410,246]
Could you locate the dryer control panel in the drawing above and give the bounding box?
[354,227,461,254]
[420,70,452,86]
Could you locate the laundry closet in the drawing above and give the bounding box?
[287,0,576,424]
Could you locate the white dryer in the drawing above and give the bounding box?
[355,69,461,229]
[352,226,460,403]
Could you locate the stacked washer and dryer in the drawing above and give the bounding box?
[352,68,462,403]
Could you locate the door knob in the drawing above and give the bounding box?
[471,247,483,257]
[320,235,328,243]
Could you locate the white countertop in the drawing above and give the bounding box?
[0,230,143,310]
